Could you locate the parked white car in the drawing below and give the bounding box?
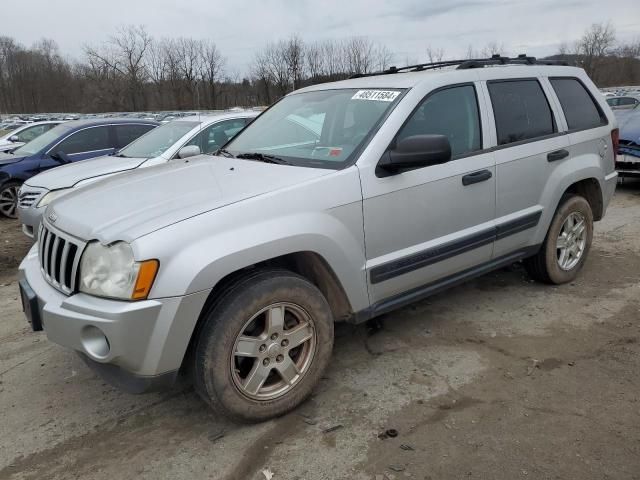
[0,121,61,153]
[17,111,258,237]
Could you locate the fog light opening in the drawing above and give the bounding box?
[81,325,111,359]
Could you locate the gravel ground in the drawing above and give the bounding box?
[1,184,639,480]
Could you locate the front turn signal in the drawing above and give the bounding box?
[132,259,159,300]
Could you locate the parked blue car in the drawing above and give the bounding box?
[0,118,158,218]
[615,108,640,178]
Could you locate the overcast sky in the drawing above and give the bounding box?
[4,0,639,75]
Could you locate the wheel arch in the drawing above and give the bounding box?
[562,177,603,221]
[180,250,354,375]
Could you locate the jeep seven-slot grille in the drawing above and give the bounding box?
[38,223,84,294]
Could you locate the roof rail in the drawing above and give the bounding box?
[349,54,568,78]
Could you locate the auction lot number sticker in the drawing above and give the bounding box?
[352,90,401,102]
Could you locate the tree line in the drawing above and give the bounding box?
[0,23,638,115]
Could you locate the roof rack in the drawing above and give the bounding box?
[349,54,568,78]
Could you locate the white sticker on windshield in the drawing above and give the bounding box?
[351,90,401,102]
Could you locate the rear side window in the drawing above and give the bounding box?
[114,124,155,148]
[397,85,482,157]
[488,80,555,146]
[550,78,607,131]
[55,126,111,154]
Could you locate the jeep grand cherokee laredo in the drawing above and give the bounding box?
[19,56,618,422]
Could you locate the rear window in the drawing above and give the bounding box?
[488,80,556,146]
[550,78,607,131]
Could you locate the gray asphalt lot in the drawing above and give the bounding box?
[1,183,639,480]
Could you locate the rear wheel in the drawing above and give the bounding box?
[193,270,334,422]
[524,195,593,284]
[0,182,21,219]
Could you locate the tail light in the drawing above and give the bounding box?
[611,128,619,162]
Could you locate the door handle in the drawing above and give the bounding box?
[462,169,492,186]
[547,149,569,162]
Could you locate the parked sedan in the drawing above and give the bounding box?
[17,111,257,236]
[615,108,640,177]
[0,121,62,153]
[0,118,158,219]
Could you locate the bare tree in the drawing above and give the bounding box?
[375,44,394,71]
[306,42,324,83]
[481,41,505,57]
[176,37,202,108]
[283,35,305,90]
[425,46,444,63]
[84,25,151,110]
[343,37,375,75]
[576,22,616,82]
[199,39,225,109]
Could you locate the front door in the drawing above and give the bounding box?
[360,83,496,305]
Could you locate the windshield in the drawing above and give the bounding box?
[118,121,199,158]
[12,124,72,156]
[225,88,404,168]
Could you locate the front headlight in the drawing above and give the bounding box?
[79,241,159,300]
[37,188,71,208]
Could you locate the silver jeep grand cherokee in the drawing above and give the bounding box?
[19,57,618,422]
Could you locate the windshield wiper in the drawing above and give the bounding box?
[235,152,291,165]
[114,153,128,158]
[215,148,235,158]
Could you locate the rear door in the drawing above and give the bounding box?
[484,78,570,258]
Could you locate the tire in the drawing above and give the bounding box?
[524,195,593,284]
[193,269,334,423]
[0,181,21,219]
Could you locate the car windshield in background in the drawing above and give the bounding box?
[225,88,404,168]
[12,124,72,156]
[118,121,199,158]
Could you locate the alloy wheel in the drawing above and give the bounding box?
[556,212,587,271]
[230,302,316,401]
[0,185,19,219]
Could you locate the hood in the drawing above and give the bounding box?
[46,155,332,243]
[0,143,21,153]
[0,152,26,166]
[26,155,148,190]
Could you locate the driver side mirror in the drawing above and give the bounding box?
[9,135,19,143]
[177,145,201,159]
[376,134,452,177]
[50,151,72,164]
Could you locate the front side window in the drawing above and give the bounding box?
[397,85,482,158]
[114,124,156,149]
[55,126,111,154]
[488,80,555,146]
[117,121,199,158]
[226,88,404,168]
[12,124,72,156]
[15,124,55,143]
[187,118,248,154]
[550,78,607,131]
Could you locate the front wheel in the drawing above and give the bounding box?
[524,195,594,284]
[0,181,21,219]
[193,270,334,422]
